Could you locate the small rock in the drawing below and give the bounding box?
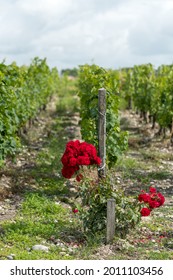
[68,248,74,253]
[56,242,64,247]
[60,251,66,256]
[55,173,61,178]
[7,255,14,260]
[60,252,70,257]
[141,227,147,231]
[69,187,78,193]
[61,247,66,252]
[4,199,11,203]
[11,254,16,257]
[55,202,60,205]
[32,245,49,252]
[55,240,65,247]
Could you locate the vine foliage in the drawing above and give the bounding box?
[0,57,59,162]
[77,64,128,168]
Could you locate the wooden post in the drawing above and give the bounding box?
[98,88,106,178]
[98,89,115,243]
[106,198,115,244]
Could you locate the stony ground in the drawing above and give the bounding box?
[2,107,173,217]
[119,110,173,197]
[87,110,173,260]
[0,98,173,259]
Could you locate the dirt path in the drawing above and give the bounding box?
[0,97,56,220]
[92,110,173,260]
[1,107,173,222]
[119,110,173,204]
[0,94,81,222]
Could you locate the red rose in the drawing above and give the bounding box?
[150,192,158,200]
[72,208,78,213]
[79,142,97,157]
[149,187,157,193]
[61,166,79,179]
[66,141,80,157]
[69,157,77,167]
[149,200,160,209]
[157,193,165,206]
[61,140,101,180]
[77,156,90,165]
[66,140,80,150]
[149,192,165,207]
[140,207,151,216]
[138,193,151,203]
[61,154,69,166]
[94,156,101,165]
[61,166,74,179]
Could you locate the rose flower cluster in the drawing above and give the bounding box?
[138,187,165,216]
[61,140,101,181]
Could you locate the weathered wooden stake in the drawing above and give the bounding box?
[98,89,115,243]
[98,88,106,178]
[106,198,115,243]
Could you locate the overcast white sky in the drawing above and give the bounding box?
[0,0,173,70]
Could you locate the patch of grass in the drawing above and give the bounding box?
[128,170,172,183]
[147,251,173,260]
[142,149,173,161]
[56,76,80,114]
[57,96,79,114]
[116,156,144,171]
[114,155,151,183]
[120,116,131,127]
[115,152,172,183]
[0,191,77,259]
[148,170,172,180]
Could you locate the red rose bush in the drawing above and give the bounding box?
[61,140,101,181]
[138,187,165,216]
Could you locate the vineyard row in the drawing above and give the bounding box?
[0,57,59,162]
[77,63,173,161]
[120,63,173,142]
[1,61,173,165]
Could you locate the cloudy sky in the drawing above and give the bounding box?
[0,0,173,70]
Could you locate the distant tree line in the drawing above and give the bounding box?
[61,68,78,77]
